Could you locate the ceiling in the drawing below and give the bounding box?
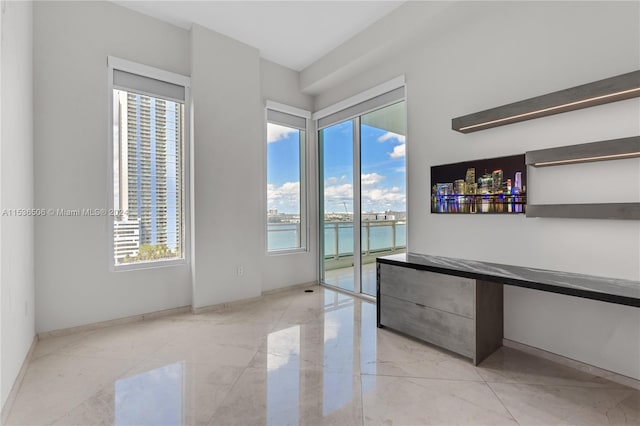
[113,1,405,71]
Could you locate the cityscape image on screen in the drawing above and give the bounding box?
[431,154,526,214]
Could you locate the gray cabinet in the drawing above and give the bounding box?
[378,263,503,365]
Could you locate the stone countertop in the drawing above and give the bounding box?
[377,253,640,307]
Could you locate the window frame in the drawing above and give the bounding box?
[107,56,191,271]
[265,100,311,255]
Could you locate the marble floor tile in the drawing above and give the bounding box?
[5,354,138,425]
[249,319,361,374]
[361,374,518,425]
[5,285,640,426]
[31,330,96,361]
[478,346,625,388]
[149,338,261,367]
[489,382,640,425]
[50,360,246,426]
[360,327,485,381]
[209,367,363,426]
[56,320,183,361]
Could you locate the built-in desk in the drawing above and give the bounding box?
[376,253,640,365]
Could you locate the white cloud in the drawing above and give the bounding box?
[323,174,406,212]
[324,183,353,199]
[267,181,300,212]
[377,131,406,159]
[361,172,385,186]
[364,186,405,202]
[377,132,406,144]
[325,176,339,185]
[389,144,405,159]
[267,123,296,143]
[362,185,406,211]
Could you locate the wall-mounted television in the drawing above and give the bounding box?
[431,154,526,214]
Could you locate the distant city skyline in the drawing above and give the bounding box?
[431,154,526,191]
[431,154,526,214]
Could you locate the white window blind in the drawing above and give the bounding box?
[267,109,307,131]
[317,86,405,130]
[113,69,186,103]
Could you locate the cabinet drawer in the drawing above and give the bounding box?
[379,263,475,318]
[379,294,475,359]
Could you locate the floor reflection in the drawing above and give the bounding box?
[323,262,377,295]
[360,302,377,391]
[323,292,354,416]
[115,362,184,426]
[267,326,300,425]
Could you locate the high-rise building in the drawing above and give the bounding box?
[465,168,475,186]
[116,92,182,252]
[114,219,140,263]
[514,172,522,194]
[464,168,477,194]
[478,173,493,194]
[436,183,453,196]
[492,169,503,193]
[454,179,465,194]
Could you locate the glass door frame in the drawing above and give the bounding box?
[316,78,406,298]
[352,117,362,294]
[318,118,362,294]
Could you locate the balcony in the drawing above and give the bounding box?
[267,219,407,295]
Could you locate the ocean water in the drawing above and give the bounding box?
[267,222,406,254]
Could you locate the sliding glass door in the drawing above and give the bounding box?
[359,102,406,296]
[320,120,356,292]
[320,99,406,296]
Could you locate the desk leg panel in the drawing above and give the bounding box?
[475,280,504,365]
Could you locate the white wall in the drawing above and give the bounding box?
[1,0,35,410]
[309,1,640,379]
[33,1,192,333]
[260,59,318,292]
[190,24,265,307]
[32,2,320,331]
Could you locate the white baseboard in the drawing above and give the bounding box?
[503,339,640,391]
[193,281,318,314]
[191,295,263,314]
[38,305,191,339]
[262,281,318,296]
[1,335,38,424]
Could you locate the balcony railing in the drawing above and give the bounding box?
[267,222,302,252]
[267,220,407,260]
[323,220,406,259]
[267,220,406,267]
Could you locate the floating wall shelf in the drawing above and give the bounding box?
[452,70,640,133]
[525,136,640,220]
[525,136,640,167]
[526,203,640,220]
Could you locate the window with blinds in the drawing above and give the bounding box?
[266,104,310,253]
[109,57,190,268]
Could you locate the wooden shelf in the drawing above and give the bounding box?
[452,70,640,133]
[525,136,640,167]
[526,203,640,220]
[524,137,640,220]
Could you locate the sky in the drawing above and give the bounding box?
[267,112,406,215]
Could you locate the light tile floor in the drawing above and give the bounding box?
[5,286,639,425]
[323,263,377,296]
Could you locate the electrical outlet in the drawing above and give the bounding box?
[237,266,244,276]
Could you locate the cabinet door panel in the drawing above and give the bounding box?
[379,264,474,318]
[380,294,475,359]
